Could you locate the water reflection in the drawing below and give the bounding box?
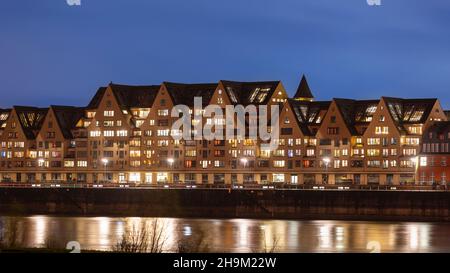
[0,216,449,253]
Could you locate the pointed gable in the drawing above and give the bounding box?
[51,106,85,139]
[86,87,107,110]
[333,98,380,136]
[13,106,48,139]
[294,75,314,101]
[288,99,330,136]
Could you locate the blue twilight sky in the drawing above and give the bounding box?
[0,0,450,108]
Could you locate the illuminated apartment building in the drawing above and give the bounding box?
[418,121,450,185]
[0,76,447,185]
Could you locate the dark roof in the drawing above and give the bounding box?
[109,83,160,109]
[444,110,450,120]
[0,109,11,129]
[425,121,450,135]
[51,106,85,139]
[294,75,314,99]
[334,98,380,135]
[86,87,107,110]
[13,106,48,139]
[288,99,331,136]
[383,97,437,134]
[86,84,161,110]
[220,80,280,105]
[163,82,217,107]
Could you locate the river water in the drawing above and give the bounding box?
[1,215,449,253]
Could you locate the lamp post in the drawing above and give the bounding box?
[167,158,174,183]
[101,158,108,183]
[323,157,330,184]
[240,158,248,184]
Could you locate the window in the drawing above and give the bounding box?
[158,109,169,116]
[64,160,75,167]
[77,161,88,167]
[214,160,225,167]
[145,173,152,183]
[281,128,293,135]
[367,138,380,145]
[116,130,128,137]
[306,149,315,157]
[130,150,141,157]
[90,130,101,137]
[274,160,285,167]
[273,150,285,157]
[157,129,170,136]
[157,140,169,147]
[327,127,339,135]
[103,121,114,127]
[367,149,380,157]
[420,156,427,167]
[104,111,114,117]
[375,126,389,135]
[103,130,114,137]
[273,174,285,183]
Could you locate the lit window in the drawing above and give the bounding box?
[116,130,128,137]
[104,111,114,117]
[420,157,427,167]
[158,109,169,116]
[77,161,88,167]
[103,130,114,137]
[90,130,101,137]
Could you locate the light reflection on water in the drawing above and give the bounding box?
[0,215,449,253]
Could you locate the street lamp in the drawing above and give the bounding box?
[323,157,330,184]
[240,158,248,184]
[167,158,174,183]
[101,158,108,182]
[240,158,248,168]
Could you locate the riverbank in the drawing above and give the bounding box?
[1,188,449,221]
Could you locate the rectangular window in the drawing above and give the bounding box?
[104,111,114,117]
[158,109,169,116]
[274,160,285,168]
[116,130,128,137]
[77,161,88,167]
[90,130,101,137]
[103,130,114,137]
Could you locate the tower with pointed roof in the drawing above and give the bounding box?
[294,75,314,102]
